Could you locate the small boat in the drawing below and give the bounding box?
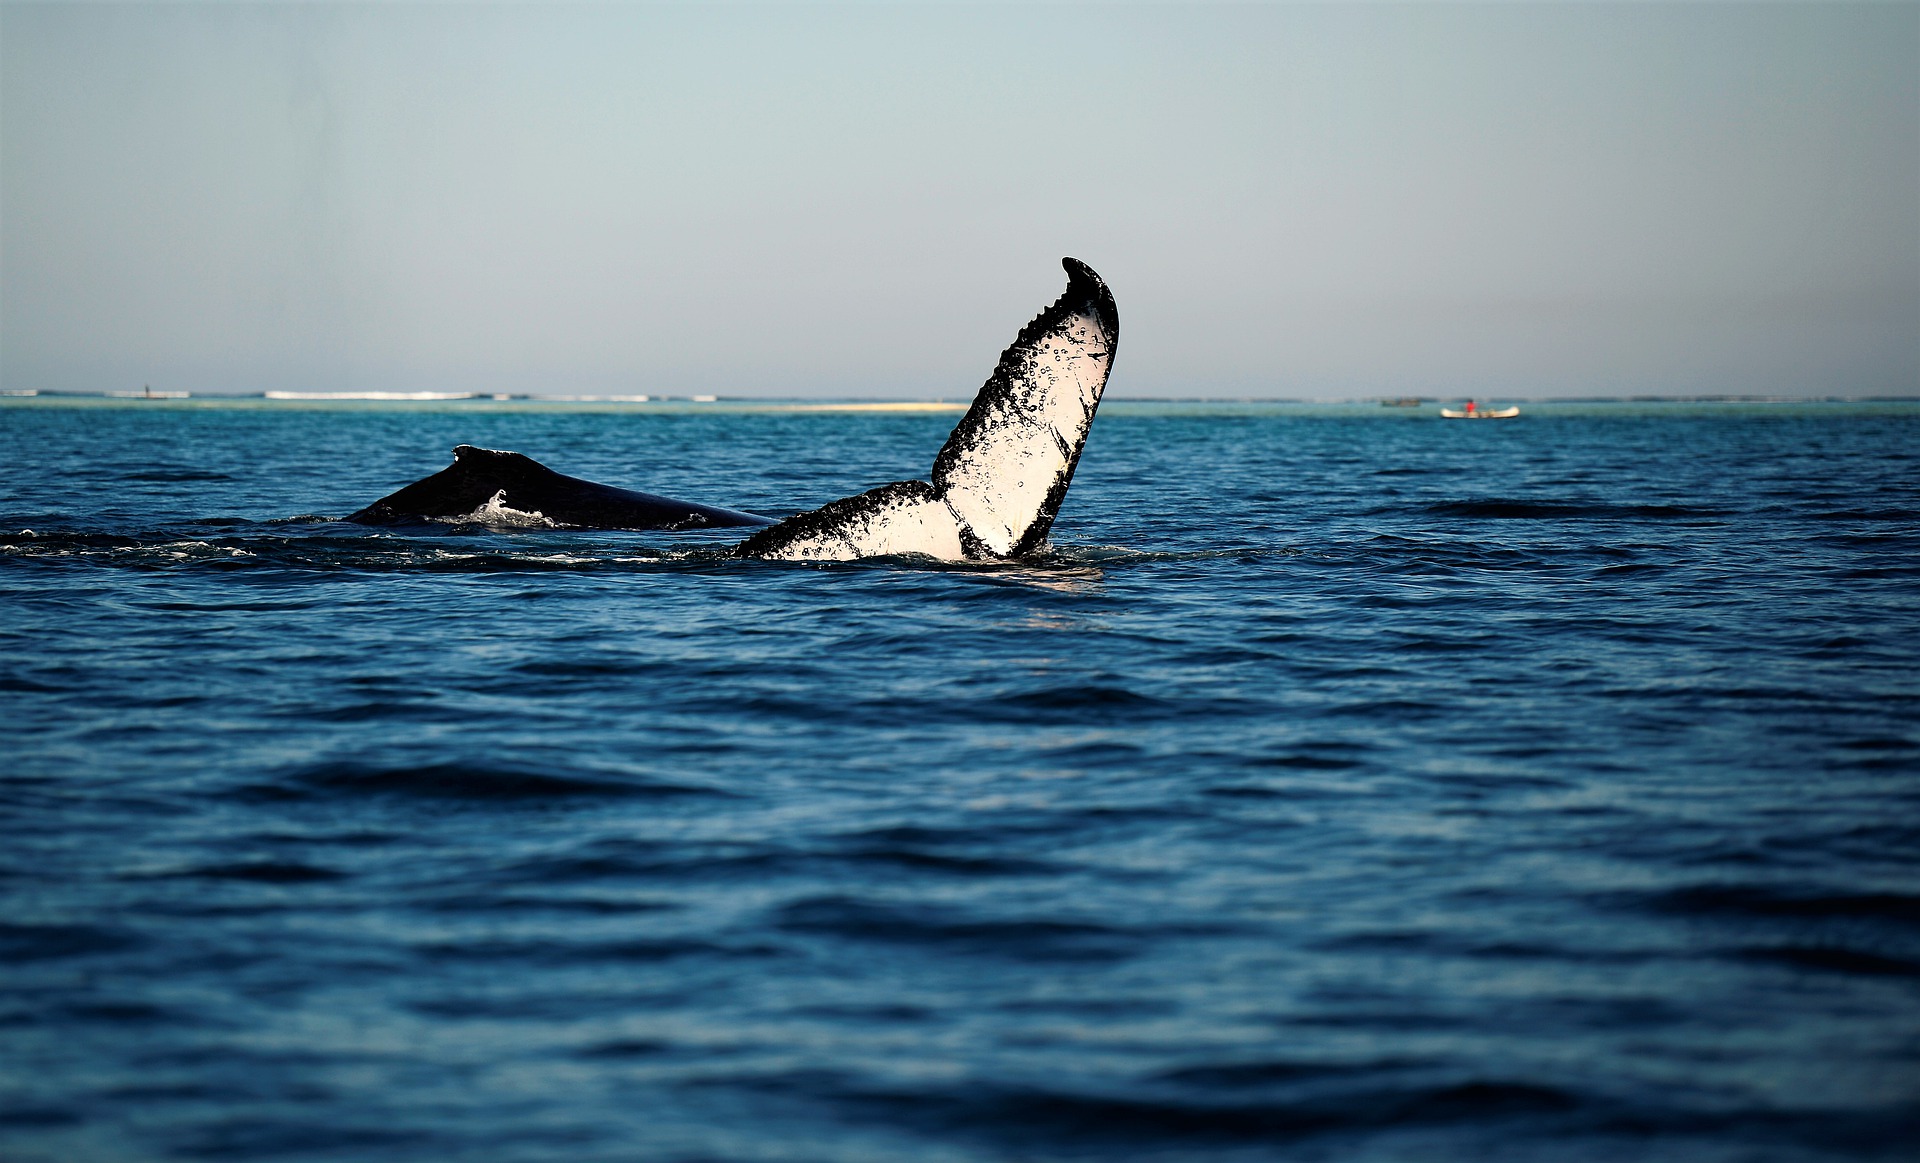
[1440,404,1519,419]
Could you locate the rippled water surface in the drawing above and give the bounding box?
[3,398,1917,1162]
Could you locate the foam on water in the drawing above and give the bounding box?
[451,488,562,529]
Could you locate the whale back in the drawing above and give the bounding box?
[347,445,773,530]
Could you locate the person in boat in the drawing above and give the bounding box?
[1464,399,1476,415]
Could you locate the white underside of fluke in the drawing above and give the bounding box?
[760,488,968,562]
[935,313,1110,558]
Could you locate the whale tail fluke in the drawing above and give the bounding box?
[741,257,1118,562]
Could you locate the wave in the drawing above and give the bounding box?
[408,935,773,966]
[0,921,142,961]
[17,522,1653,579]
[1736,945,1920,977]
[0,525,1219,575]
[1403,499,1730,520]
[1637,884,1920,923]
[238,760,721,802]
[682,1068,1920,1151]
[773,895,1233,963]
[118,469,236,483]
[159,861,346,884]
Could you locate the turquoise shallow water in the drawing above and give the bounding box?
[2,398,1918,1161]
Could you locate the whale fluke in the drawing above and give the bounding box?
[738,257,1118,561]
[346,445,774,530]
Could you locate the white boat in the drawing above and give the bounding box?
[1440,405,1519,419]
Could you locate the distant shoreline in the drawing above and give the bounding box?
[2,391,1916,407]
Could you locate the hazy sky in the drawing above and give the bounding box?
[2,2,1915,398]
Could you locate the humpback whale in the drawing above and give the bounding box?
[347,258,1118,562]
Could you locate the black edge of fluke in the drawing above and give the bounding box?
[1023,257,1118,555]
[1065,256,1120,346]
[1007,262,1116,556]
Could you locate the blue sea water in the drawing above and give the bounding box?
[2,396,1917,1162]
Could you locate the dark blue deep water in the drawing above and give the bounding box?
[3,398,1917,1162]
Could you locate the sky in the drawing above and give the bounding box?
[1,2,1915,399]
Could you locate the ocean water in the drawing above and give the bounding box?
[2,397,1917,1162]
